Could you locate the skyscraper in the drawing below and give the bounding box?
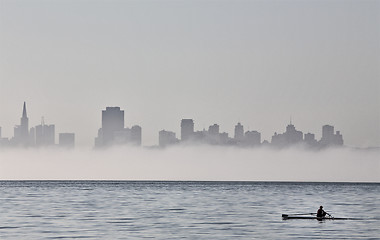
[13,102,30,146]
[102,107,124,146]
[131,125,142,146]
[208,124,219,135]
[35,120,55,146]
[20,102,29,137]
[234,122,244,141]
[181,119,194,141]
[271,121,303,147]
[95,107,143,147]
[159,130,177,147]
[245,131,261,146]
[304,132,318,147]
[321,125,334,143]
[320,125,344,147]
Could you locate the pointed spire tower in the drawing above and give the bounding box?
[22,101,27,118]
[20,101,29,138]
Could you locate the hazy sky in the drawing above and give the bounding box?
[1,0,379,147]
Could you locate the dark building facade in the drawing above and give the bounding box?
[94,107,142,147]
[181,119,194,141]
[102,107,124,146]
[271,122,303,147]
[245,131,261,146]
[131,125,142,146]
[159,130,178,147]
[319,125,343,147]
[234,122,244,142]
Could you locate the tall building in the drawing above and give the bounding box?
[334,131,343,145]
[35,120,55,146]
[13,102,30,146]
[208,124,220,135]
[20,102,29,137]
[102,107,124,146]
[320,125,344,147]
[234,122,244,141]
[181,119,194,141]
[29,127,35,146]
[159,130,178,147]
[219,132,229,145]
[94,107,142,147]
[304,133,317,146]
[207,124,221,144]
[271,121,303,147]
[245,131,261,146]
[131,125,142,146]
[59,133,75,148]
[321,125,334,145]
[285,123,303,144]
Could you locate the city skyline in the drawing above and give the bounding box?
[1,0,379,148]
[0,102,349,149]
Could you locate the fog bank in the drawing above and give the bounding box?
[0,146,379,182]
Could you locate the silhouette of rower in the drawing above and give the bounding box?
[317,206,327,217]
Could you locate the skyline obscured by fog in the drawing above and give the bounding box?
[1,0,379,147]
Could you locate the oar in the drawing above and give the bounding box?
[325,212,334,218]
[289,213,316,215]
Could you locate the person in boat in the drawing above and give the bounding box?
[317,206,327,217]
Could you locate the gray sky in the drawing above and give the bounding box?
[1,0,379,147]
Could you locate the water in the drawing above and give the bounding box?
[0,181,379,239]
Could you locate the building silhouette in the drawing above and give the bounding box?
[181,119,194,141]
[219,132,229,145]
[245,130,261,146]
[12,102,30,146]
[271,121,303,147]
[234,122,244,142]
[159,130,178,147]
[35,119,55,146]
[101,107,124,146]
[319,125,343,147]
[207,124,221,144]
[1,102,348,149]
[208,124,219,136]
[131,125,142,146]
[95,107,142,147]
[59,133,75,148]
[304,132,317,146]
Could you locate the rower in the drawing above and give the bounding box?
[317,206,327,217]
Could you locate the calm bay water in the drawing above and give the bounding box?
[0,181,379,239]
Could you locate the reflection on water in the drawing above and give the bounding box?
[0,181,379,239]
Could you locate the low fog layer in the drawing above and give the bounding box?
[0,147,379,182]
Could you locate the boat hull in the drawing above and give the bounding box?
[282,214,352,220]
